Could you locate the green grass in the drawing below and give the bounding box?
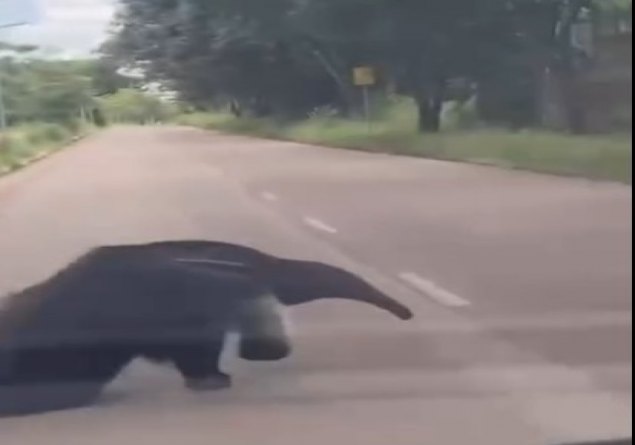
[175,106,632,183]
[0,123,89,175]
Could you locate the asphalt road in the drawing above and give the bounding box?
[0,127,631,445]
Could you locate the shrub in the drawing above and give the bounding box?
[0,123,81,174]
[174,101,632,182]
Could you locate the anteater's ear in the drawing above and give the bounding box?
[236,294,292,362]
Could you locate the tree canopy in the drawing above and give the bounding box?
[0,49,152,127]
[98,88,179,124]
[0,58,94,124]
[103,0,631,132]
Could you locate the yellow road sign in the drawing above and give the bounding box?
[353,66,376,87]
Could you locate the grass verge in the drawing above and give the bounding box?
[175,109,632,183]
[0,123,91,176]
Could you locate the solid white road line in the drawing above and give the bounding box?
[399,272,471,308]
[261,191,279,202]
[303,217,338,234]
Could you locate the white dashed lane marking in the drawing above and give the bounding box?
[399,272,471,308]
[261,191,279,202]
[303,217,338,235]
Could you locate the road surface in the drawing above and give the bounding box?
[0,127,631,445]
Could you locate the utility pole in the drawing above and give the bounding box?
[0,21,27,130]
[0,68,6,130]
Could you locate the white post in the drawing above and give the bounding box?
[363,86,371,133]
[0,78,6,130]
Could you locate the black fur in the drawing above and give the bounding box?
[0,241,413,417]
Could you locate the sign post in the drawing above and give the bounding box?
[353,66,376,133]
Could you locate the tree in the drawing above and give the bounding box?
[486,0,601,133]
[0,42,38,53]
[104,0,532,131]
[103,0,602,132]
[295,0,513,131]
[98,89,178,124]
[0,58,95,125]
[102,0,344,118]
[74,58,139,97]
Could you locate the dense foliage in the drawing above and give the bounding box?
[0,56,135,126]
[103,0,630,132]
[98,89,179,124]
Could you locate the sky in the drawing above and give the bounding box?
[1,0,117,58]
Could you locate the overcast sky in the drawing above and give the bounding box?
[2,0,117,57]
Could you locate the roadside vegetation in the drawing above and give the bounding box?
[0,47,176,175]
[0,123,88,175]
[98,89,179,125]
[175,99,632,183]
[4,1,631,181]
[106,0,631,183]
